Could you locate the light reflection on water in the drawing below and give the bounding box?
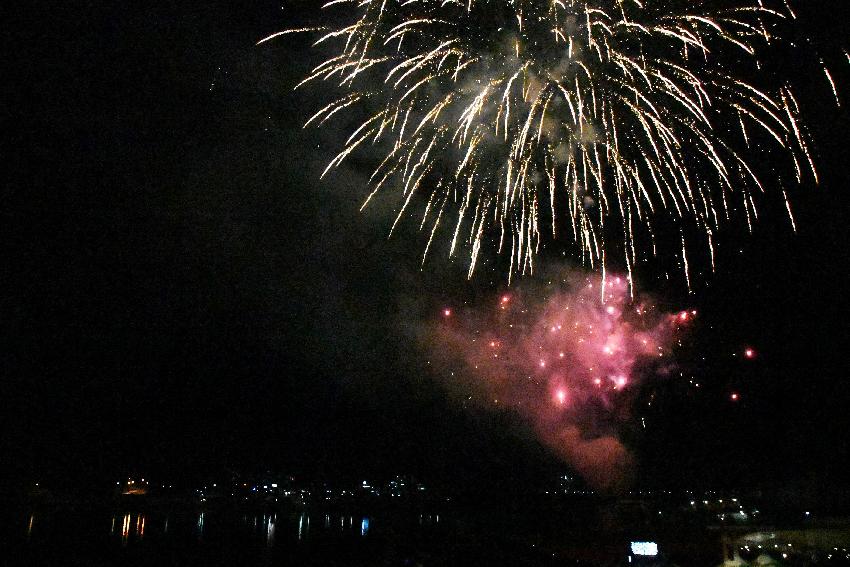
[265,514,275,547]
[418,513,440,525]
[197,511,205,539]
[18,509,449,545]
[13,508,722,566]
[16,509,462,566]
[104,513,151,545]
[100,511,378,546]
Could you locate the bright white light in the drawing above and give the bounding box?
[631,542,658,556]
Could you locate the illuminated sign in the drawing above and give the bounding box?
[630,541,659,556]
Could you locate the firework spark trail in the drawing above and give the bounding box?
[429,270,692,491]
[264,0,822,287]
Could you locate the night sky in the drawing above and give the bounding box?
[4,2,850,498]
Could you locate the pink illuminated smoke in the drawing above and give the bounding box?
[431,271,690,492]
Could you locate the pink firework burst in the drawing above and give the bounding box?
[431,270,693,491]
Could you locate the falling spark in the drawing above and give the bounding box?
[823,62,841,107]
[783,190,797,233]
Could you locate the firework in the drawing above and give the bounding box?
[430,271,690,490]
[263,0,821,286]
[436,273,686,413]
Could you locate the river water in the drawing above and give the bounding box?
[6,505,721,566]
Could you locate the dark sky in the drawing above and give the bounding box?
[3,2,850,495]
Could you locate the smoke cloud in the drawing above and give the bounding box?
[424,268,690,492]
